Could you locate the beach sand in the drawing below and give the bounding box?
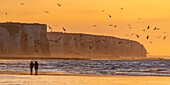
[0,72,169,85]
[0,57,169,85]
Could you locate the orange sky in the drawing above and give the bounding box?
[0,0,170,56]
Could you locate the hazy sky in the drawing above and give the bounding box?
[0,0,170,56]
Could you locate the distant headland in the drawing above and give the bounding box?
[0,22,147,59]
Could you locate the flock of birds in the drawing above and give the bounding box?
[2,2,168,48]
[92,9,168,43]
[3,2,62,15]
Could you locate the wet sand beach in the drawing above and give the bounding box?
[0,73,170,85]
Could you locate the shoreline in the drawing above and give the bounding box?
[0,56,168,60]
[0,71,169,77]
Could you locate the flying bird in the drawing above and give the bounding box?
[93,25,97,27]
[20,3,24,5]
[154,27,157,30]
[89,46,92,49]
[147,25,150,29]
[102,10,105,12]
[136,34,140,38]
[131,33,134,35]
[128,27,132,29]
[142,29,146,31]
[114,25,117,28]
[127,24,132,26]
[163,36,168,40]
[109,24,113,26]
[5,12,8,15]
[154,27,160,30]
[108,14,112,18]
[48,25,53,29]
[43,11,50,14]
[120,7,124,10]
[35,50,38,53]
[118,41,122,44]
[80,34,82,37]
[146,35,149,40]
[62,27,66,32]
[57,3,62,7]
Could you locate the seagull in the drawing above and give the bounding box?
[97,40,101,42]
[108,14,112,18]
[35,50,38,53]
[163,36,168,40]
[136,34,140,38]
[62,27,66,32]
[48,25,53,29]
[43,11,50,14]
[20,3,24,5]
[142,29,146,31]
[93,25,97,27]
[109,24,113,26]
[120,7,124,10]
[131,33,134,35]
[146,35,149,40]
[114,25,117,28]
[102,10,105,12]
[118,41,122,44]
[5,12,8,15]
[154,27,160,30]
[128,27,132,29]
[89,46,92,49]
[154,27,157,30]
[57,3,62,7]
[147,25,150,29]
[157,28,160,30]
[127,24,132,26]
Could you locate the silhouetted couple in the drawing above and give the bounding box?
[30,61,39,75]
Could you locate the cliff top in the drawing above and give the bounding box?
[48,32,142,45]
[0,22,46,26]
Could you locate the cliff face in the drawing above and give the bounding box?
[0,22,147,59]
[0,23,50,56]
[47,32,147,59]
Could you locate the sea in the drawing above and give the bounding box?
[0,59,170,76]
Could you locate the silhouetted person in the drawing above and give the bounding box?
[30,61,34,75]
[34,61,39,75]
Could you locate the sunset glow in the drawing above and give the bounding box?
[0,0,170,56]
